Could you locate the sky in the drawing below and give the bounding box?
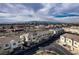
[0,3,79,23]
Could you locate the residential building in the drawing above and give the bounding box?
[20,30,54,46]
[51,28,64,35]
[60,33,79,54]
[63,27,79,34]
[0,35,21,54]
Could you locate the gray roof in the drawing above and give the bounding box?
[62,33,79,42]
[0,35,20,44]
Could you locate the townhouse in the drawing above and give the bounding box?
[60,33,79,54]
[20,30,54,46]
[50,28,64,36]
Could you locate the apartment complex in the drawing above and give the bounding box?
[20,30,52,46]
[60,33,79,54]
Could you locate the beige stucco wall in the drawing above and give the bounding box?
[60,36,65,43]
[20,33,29,43]
[60,35,79,54]
[73,41,79,48]
[60,36,67,46]
[65,38,73,46]
[73,41,79,53]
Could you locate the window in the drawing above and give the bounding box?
[33,37,35,39]
[61,38,63,40]
[13,43,16,45]
[5,44,9,47]
[75,42,77,45]
[61,37,64,40]
[29,38,31,40]
[66,38,69,42]
[0,45,2,49]
[18,41,20,43]
[69,40,71,42]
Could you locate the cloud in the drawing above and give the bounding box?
[0,3,39,23]
[53,16,79,23]
[0,3,36,15]
[0,3,79,23]
[37,3,79,16]
[36,3,79,23]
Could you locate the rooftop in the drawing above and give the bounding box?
[0,35,20,44]
[62,33,79,42]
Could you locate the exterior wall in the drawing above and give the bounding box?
[65,38,73,46]
[60,36,73,51]
[73,47,79,53]
[73,41,79,48]
[60,36,65,44]
[20,33,29,44]
[73,41,79,53]
[60,34,79,54]
[10,40,19,49]
[20,35,25,44]
[53,28,64,35]
[2,43,10,49]
[24,33,29,42]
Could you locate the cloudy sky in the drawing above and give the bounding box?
[0,3,79,23]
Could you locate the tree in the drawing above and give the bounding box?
[10,25,14,29]
[2,26,5,29]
